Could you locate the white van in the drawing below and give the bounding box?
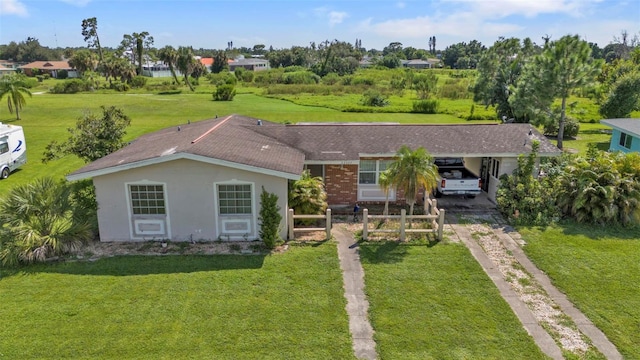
[0,122,27,179]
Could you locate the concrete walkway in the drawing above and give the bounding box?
[333,226,378,360]
[491,225,623,360]
[448,215,623,360]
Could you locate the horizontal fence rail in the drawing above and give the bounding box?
[287,208,332,240]
[362,198,445,241]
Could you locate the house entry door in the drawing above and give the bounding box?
[480,157,490,192]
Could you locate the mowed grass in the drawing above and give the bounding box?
[358,241,546,359]
[520,224,640,359]
[0,243,354,360]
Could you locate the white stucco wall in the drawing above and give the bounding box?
[93,159,289,242]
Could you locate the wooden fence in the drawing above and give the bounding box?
[362,199,445,241]
[287,208,332,240]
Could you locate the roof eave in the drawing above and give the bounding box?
[66,153,302,182]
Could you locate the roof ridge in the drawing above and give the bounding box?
[191,115,233,144]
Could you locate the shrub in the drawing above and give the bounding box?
[130,76,147,88]
[496,142,560,226]
[543,118,580,139]
[281,71,320,84]
[111,81,130,92]
[360,89,389,107]
[213,84,236,101]
[322,73,341,85]
[241,70,254,83]
[0,178,93,266]
[259,187,282,249]
[50,78,90,94]
[352,76,375,86]
[412,99,439,113]
[288,170,328,225]
[283,65,307,73]
[57,69,68,79]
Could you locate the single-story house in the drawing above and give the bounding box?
[600,118,640,153]
[67,115,560,242]
[19,61,78,78]
[228,58,270,72]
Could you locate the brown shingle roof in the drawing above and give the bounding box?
[68,115,305,179]
[253,122,560,161]
[68,115,560,180]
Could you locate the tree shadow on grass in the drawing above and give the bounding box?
[561,222,640,240]
[358,241,408,264]
[1,254,267,278]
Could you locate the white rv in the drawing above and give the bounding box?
[0,122,27,179]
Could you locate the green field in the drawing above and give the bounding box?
[359,242,547,359]
[0,244,354,359]
[521,224,640,359]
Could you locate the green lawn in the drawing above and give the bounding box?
[0,243,354,359]
[359,241,547,359]
[520,224,640,359]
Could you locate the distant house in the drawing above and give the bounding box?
[67,115,560,243]
[600,118,640,153]
[401,58,441,69]
[19,61,77,78]
[142,62,179,78]
[0,61,19,77]
[228,58,270,71]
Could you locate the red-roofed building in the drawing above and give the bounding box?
[19,61,78,78]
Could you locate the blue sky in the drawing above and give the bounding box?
[0,0,638,51]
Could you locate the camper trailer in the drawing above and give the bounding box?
[0,122,27,179]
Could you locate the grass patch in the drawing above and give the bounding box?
[359,242,546,359]
[520,223,640,359]
[0,243,354,359]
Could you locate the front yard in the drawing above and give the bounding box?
[520,223,640,359]
[0,243,353,360]
[359,241,547,359]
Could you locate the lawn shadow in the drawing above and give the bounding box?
[3,254,267,278]
[358,241,408,264]
[561,222,640,240]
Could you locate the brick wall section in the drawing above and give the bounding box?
[323,162,429,207]
[325,164,358,205]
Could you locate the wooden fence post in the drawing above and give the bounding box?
[431,199,438,214]
[326,208,332,239]
[288,208,294,240]
[400,209,406,242]
[362,208,368,241]
[438,209,445,241]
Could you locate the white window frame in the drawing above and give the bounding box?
[358,159,395,201]
[213,180,256,240]
[620,132,632,149]
[125,181,171,240]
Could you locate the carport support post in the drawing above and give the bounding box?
[400,209,406,242]
[325,208,332,239]
[437,209,445,241]
[288,208,294,240]
[362,209,368,240]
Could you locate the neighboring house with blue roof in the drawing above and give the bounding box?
[600,118,640,153]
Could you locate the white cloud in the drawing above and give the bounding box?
[396,1,406,9]
[442,0,603,18]
[328,11,348,27]
[314,6,348,27]
[0,0,28,17]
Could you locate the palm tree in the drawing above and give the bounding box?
[378,170,395,216]
[0,74,32,120]
[386,145,439,217]
[288,170,327,221]
[176,46,198,91]
[0,177,92,266]
[158,45,180,85]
